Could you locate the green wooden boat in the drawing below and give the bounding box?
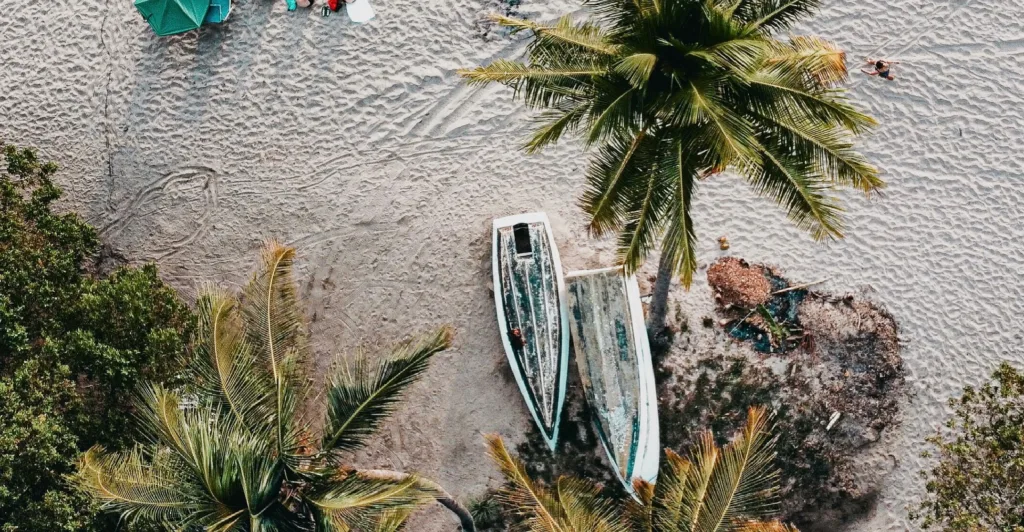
[566,266,659,494]
[492,212,569,450]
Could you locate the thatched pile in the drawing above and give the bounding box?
[706,257,773,308]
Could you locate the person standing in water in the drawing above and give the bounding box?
[862,59,899,80]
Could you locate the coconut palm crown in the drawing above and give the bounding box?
[486,406,798,532]
[460,0,882,330]
[76,241,474,531]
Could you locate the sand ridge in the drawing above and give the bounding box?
[2,0,1024,528]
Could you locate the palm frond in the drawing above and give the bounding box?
[736,0,821,32]
[525,101,593,154]
[626,480,655,531]
[682,431,720,531]
[320,327,453,457]
[764,36,847,88]
[614,53,658,88]
[134,384,189,453]
[458,61,608,85]
[76,446,214,528]
[308,472,437,531]
[686,82,759,168]
[134,388,253,514]
[694,406,780,531]
[581,128,658,237]
[372,508,415,532]
[241,240,307,460]
[616,150,672,274]
[688,39,768,75]
[586,85,639,146]
[750,111,882,193]
[243,240,306,382]
[742,141,844,241]
[490,15,621,55]
[745,72,875,133]
[177,407,249,509]
[485,434,567,531]
[193,288,274,430]
[233,432,285,519]
[649,449,692,531]
[655,139,699,287]
[556,476,629,531]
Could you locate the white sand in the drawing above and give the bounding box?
[2,0,1024,528]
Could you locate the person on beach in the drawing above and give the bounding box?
[862,59,898,80]
[509,327,526,348]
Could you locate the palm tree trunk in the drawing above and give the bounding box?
[359,470,475,531]
[646,252,675,342]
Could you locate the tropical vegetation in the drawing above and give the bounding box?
[486,406,800,531]
[912,362,1024,531]
[0,143,194,531]
[75,241,475,531]
[459,0,882,336]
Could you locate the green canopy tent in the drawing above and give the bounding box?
[135,0,209,36]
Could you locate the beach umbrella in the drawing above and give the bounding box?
[135,0,209,36]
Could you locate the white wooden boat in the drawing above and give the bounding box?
[492,212,569,451]
[565,267,659,493]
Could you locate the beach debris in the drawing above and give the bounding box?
[707,257,772,308]
[346,0,376,23]
[660,257,905,527]
[826,411,842,431]
[718,236,730,250]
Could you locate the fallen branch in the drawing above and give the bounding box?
[772,278,828,295]
[359,469,476,531]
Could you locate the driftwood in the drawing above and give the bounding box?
[772,278,829,295]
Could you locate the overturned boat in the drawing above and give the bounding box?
[565,267,659,493]
[492,212,569,450]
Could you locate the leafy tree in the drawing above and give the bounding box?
[912,362,1024,531]
[0,358,90,532]
[77,242,475,531]
[486,406,799,531]
[459,0,881,336]
[0,143,194,530]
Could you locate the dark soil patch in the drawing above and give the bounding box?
[660,257,906,530]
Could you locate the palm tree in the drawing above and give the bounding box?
[485,406,798,531]
[459,0,882,337]
[76,241,475,531]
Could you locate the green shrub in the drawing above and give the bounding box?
[0,143,194,530]
[913,362,1024,531]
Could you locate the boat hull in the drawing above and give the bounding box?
[565,267,659,493]
[492,212,569,450]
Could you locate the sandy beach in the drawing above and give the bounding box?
[2,0,1024,528]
